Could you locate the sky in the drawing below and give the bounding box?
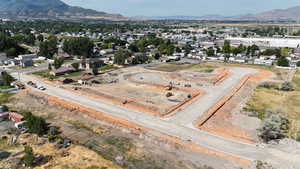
[62,0,300,17]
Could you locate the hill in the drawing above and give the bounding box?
[254,6,300,20]
[0,0,126,20]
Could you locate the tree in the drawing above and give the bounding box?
[5,47,17,58]
[24,112,48,136]
[63,37,94,57]
[39,36,58,59]
[53,57,64,69]
[206,47,215,57]
[297,61,300,67]
[23,146,35,167]
[114,49,131,65]
[71,62,80,71]
[132,54,148,64]
[48,64,52,71]
[37,34,44,42]
[277,56,289,67]
[25,33,36,46]
[0,71,14,86]
[92,65,98,75]
[223,40,231,54]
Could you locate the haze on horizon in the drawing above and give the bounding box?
[62,0,300,17]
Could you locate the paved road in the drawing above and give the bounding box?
[11,67,300,169]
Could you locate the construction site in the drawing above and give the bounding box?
[59,64,228,117]
[5,61,300,169]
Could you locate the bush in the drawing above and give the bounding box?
[277,56,289,67]
[259,82,279,90]
[281,81,294,91]
[258,110,289,142]
[24,112,48,136]
[166,92,173,97]
[23,146,35,167]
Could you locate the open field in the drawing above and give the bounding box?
[245,71,300,139]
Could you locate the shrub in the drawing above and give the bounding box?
[258,110,289,142]
[23,146,35,167]
[24,112,48,136]
[259,82,279,90]
[166,92,173,97]
[277,56,289,67]
[281,81,294,91]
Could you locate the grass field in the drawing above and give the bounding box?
[245,70,300,139]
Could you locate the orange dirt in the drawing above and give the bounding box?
[25,89,252,168]
[161,68,231,86]
[67,78,203,118]
[195,70,272,143]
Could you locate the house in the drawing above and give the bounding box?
[50,67,75,76]
[16,54,37,67]
[80,58,104,70]
[254,59,273,66]
[100,49,114,55]
[9,112,24,123]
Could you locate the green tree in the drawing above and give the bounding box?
[25,33,36,46]
[37,34,44,42]
[24,112,48,136]
[206,47,215,57]
[48,64,52,71]
[53,57,64,69]
[277,56,289,67]
[132,54,148,64]
[71,62,80,71]
[0,71,14,86]
[114,49,131,65]
[5,47,17,58]
[222,40,231,54]
[23,146,35,167]
[39,36,58,59]
[92,65,98,75]
[63,37,94,57]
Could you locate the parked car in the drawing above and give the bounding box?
[38,86,46,91]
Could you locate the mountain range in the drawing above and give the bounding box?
[145,6,300,21]
[1,0,300,21]
[0,0,127,20]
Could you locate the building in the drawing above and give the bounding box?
[16,54,37,67]
[8,112,24,123]
[226,37,300,48]
[50,67,75,76]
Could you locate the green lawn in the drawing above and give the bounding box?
[98,65,116,72]
[0,86,13,90]
[33,70,84,79]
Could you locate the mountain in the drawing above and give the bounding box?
[141,6,300,21]
[254,6,300,20]
[0,0,126,20]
